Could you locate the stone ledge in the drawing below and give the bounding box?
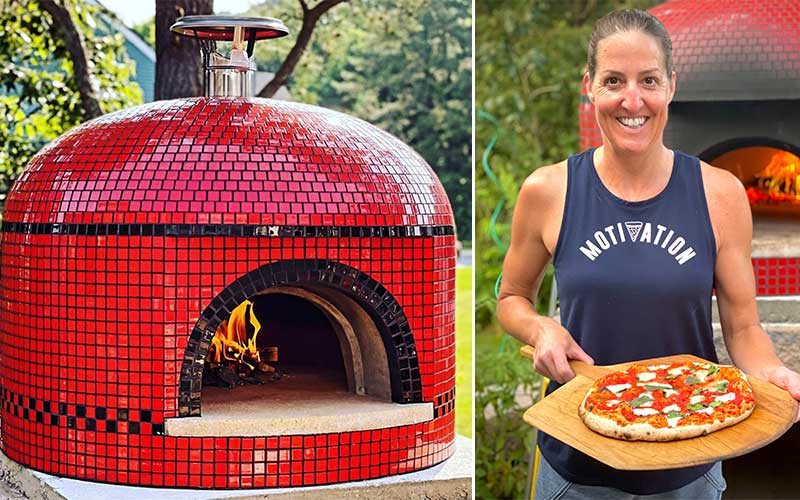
[712,296,800,324]
[713,322,800,372]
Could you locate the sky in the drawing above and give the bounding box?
[98,0,263,26]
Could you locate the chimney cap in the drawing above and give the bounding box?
[171,15,289,42]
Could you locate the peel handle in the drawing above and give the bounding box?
[519,344,604,379]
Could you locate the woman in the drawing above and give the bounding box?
[496,9,800,500]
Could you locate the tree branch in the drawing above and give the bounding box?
[38,0,102,119]
[257,0,348,98]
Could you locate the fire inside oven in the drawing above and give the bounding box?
[709,146,800,215]
[203,293,347,390]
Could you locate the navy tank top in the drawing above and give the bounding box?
[540,148,718,495]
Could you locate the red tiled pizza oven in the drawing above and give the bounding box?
[580,0,800,296]
[0,17,456,489]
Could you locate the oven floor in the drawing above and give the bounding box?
[164,369,433,436]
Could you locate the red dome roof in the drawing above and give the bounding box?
[650,0,800,101]
[6,98,453,228]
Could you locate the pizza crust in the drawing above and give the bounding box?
[579,399,755,441]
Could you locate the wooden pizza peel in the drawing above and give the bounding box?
[520,345,798,470]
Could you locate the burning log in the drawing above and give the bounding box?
[203,300,280,387]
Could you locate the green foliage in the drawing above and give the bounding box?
[455,266,473,437]
[246,0,472,242]
[0,0,142,208]
[333,0,471,241]
[475,336,541,500]
[131,17,155,48]
[475,0,660,332]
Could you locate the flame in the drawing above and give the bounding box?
[207,300,262,370]
[755,151,800,198]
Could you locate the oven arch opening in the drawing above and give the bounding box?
[168,259,431,436]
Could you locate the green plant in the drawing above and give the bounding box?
[475,341,542,499]
[0,0,142,210]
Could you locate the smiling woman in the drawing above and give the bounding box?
[586,30,675,162]
[494,7,800,500]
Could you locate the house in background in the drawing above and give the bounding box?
[112,19,156,102]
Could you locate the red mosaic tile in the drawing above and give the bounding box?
[0,98,456,487]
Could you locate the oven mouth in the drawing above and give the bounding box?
[704,139,800,216]
[168,259,432,436]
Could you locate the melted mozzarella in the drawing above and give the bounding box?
[715,392,736,403]
[694,407,715,415]
[647,364,671,370]
[667,366,689,376]
[694,369,709,382]
[667,416,683,428]
[633,408,660,416]
[662,404,681,414]
[663,389,679,398]
[606,399,621,407]
[689,395,705,405]
[606,383,631,394]
[637,372,657,382]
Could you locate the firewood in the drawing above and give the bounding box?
[257,361,275,373]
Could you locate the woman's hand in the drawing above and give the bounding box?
[532,318,595,384]
[764,366,800,422]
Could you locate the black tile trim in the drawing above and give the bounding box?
[1,222,454,238]
[433,387,456,418]
[0,388,164,436]
[178,258,423,417]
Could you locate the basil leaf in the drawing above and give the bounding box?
[629,395,653,408]
[692,389,701,395]
[687,403,707,411]
[710,401,723,408]
[707,365,720,376]
[644,384,671,391]
[685,375,701,385]
[717,381,729,392]
[665,410,685,419]
[664,374,679,380]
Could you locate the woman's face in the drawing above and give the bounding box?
[584,30,676,156]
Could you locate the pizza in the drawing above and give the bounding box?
[579,361,756,441]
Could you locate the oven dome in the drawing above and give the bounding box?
[649,0,800,101]
[0,95,457,488]
[5,98,453,229]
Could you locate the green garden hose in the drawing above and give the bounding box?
[478,110,511,353]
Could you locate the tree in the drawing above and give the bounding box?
[328,0,472,242]
[0,0,142,209]
[155,0,213,99]
[38,0,101,119]
[257,0,348,99]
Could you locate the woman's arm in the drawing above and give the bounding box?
[496,163,593,383]
[705,163,800,417]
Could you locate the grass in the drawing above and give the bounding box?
[456,265,472,437]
